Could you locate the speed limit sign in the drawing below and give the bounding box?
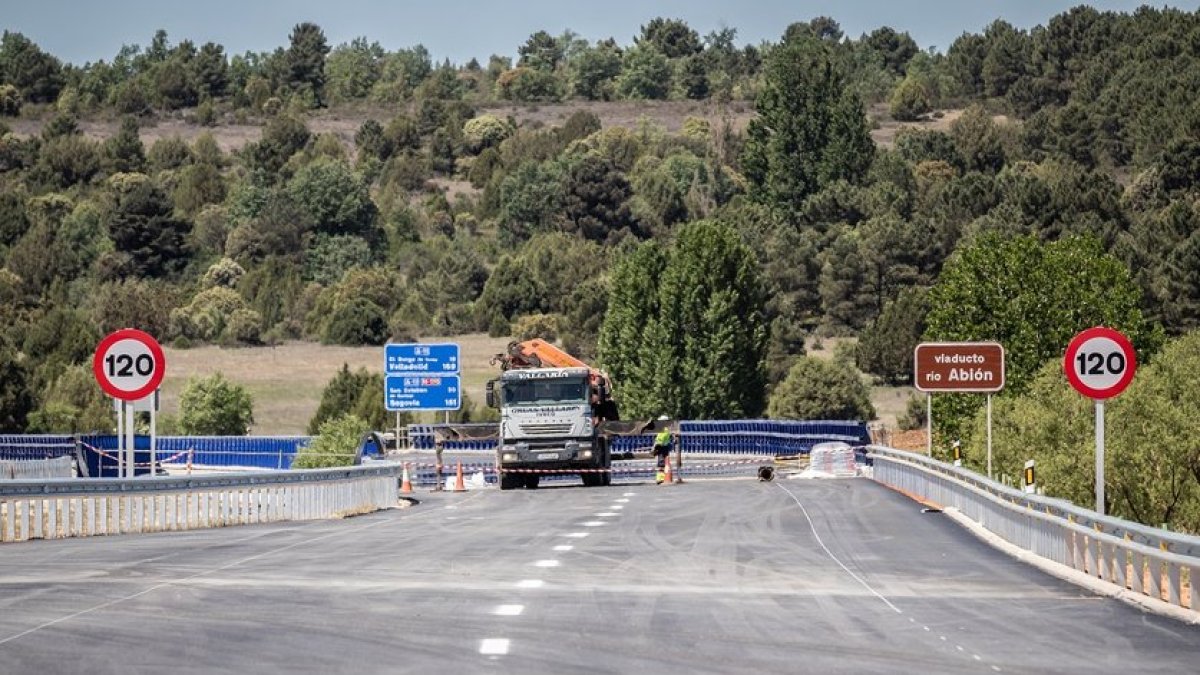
[92,328,166,401]
[1063,327,1137,400]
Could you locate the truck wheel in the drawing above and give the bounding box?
[524,475,540,489]
[601,472,612,486]
[581,473,597,487]
[500,474,522,490]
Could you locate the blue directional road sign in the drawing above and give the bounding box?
[385,343,459,374]
[385,374,461,412]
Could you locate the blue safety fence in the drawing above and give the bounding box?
[0,435,77,461]
[77,435,314,473]
[406,420,871,456]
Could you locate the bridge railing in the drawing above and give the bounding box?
[0,464,401,544]
[869,446,1199,614]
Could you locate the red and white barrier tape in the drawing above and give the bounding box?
[80,441,191,468]
[402,456,774,475]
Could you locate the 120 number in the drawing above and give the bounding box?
[1075,351,1125,376]
[105,353,154,378]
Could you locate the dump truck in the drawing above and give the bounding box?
[486,340,621,490]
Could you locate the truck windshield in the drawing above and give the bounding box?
[502,378,588,405]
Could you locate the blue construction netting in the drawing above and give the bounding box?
[0,435,77,461]
[77,435,313,474]
[406,420,871,456]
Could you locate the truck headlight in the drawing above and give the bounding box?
[579,450,593,459]
[502,453,517,462]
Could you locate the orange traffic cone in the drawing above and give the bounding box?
[454,460,466,492]
[663,459,673,485]
[400,463,413,494]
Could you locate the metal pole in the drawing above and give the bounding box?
[115,398,123,478]
[1095,400,1105,515]
[926,393,932,457]
[124,400,135,478]
[150,393,157,477]
[395,412,401,453]
[986,394,993,479]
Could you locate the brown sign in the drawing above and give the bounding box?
[914,342,1005,393]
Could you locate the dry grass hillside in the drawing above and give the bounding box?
[160,335,511,435]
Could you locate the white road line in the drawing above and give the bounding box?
[581,521,606,527]
[609,505,624,510]
[615,499,630,503]
[973,655,982,661]
[622,493,636,497]
[553,545,574,552]
[533,560,560,568]
[492,605,524,616]
[516,579,544,588]
[480,639,510,655]
[775,482,903,615]
[563,532,589,538]
[595,512,619,517]
[956,646,964,652]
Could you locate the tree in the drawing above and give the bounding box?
[767,357,875,421]
[293,414,370,468]
[324,38,382,104]
[561,153,636,240]
[193,42,228,98]
[600,220,769,419]
[25,365,111,433]
[0,336,33,432]
[286,158,379,240]
[0,31,64,103]
[597,242,666,414]
[308,365,389,434]
[637,18,702,59]
[178,373,254,435]
[102,117,147,174]
[926,233,1161,439]
[889,77,932,121]
[517,31,565,72]
[284,23,330,104]
[615,45,671,100]
[857,287,929,384]
[865,27,919,76]
[742,37,874,215]
[951,105,1005,173]
[570,41,622,100]
[105,173,192,278]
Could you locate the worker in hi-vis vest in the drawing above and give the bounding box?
[653,425,672,484]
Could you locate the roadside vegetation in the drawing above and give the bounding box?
[3,9,1200,529]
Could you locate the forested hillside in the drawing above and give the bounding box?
[2,8,1200,447]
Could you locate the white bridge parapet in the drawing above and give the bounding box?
[0,464,400,544]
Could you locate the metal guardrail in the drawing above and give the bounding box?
[869,446,1199,613]
[0,464,402,544]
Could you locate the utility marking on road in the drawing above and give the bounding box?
[533,560,560,568]
[479,639,510,655]
[493,605,524,616]
[596,512,619,517]
[582,521,606,527]
[563,532,589,538]
[775,483,903,615]
[516,579,544,588]
[446,505,458,510]
[553,545,573,552]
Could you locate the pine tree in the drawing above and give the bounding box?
[742,36,874,216]
[285,22,330,105]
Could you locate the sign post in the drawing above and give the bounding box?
[1063,327,1137,515]
[914,342,1005,470]
[93,329,166,478]
[384,343,462,417]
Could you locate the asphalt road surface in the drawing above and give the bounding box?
[1,477,1197,674]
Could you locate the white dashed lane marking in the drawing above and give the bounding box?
[480,639,509,655]
[582,521,606,527]
[553,545,573,552]
[493,605,524,616]
[564,532,589,538]
[533,560,560,568]
[516,579,544,588]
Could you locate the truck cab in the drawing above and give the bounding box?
[489,366,611,490]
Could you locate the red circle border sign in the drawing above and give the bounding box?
[92,328,166,401]
[1062,326,1137,400]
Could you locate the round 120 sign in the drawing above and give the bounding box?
[92,328,166,401]
[1063,326,1136,400]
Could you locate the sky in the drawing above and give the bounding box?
[0,1,1186,66]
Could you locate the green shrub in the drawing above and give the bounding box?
[898,394,926,431]
[308,365,390,434]
[767,357,875,421]
[511,313,559,342]
[292,414,369,469]
[224,308,263,345]
[321,297,388,345]
[178,373,254,435]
